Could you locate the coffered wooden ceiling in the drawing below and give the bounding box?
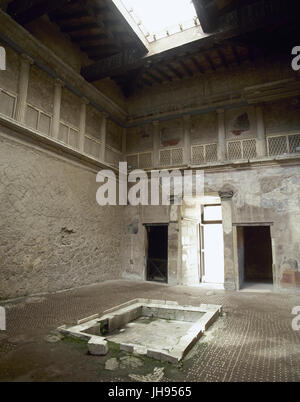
[6,0,300,96]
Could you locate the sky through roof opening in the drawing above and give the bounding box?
[121,0,199,42]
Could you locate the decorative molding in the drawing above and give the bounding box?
[218,190,234,200]
[0,112,119,171]
[0,9,127,123]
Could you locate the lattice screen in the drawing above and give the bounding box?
[205,143,218,162]
[191,145,205,164]
[139,152,152,169]
[84,137,101,159]
[227,141,242,160]
[25,104,52,137]
[160,148,183,166]
[267,136,288,156]
[288,134,300,153]
[127,154,138,169]
[39,113,51,136]
[191,143,218,164]
[26,105,39,130]
[227,139,256,160]
[105,147,123,166]
[172,148,183,165]
[0,89,16,118]
[127,152,153,169]
[160,149,171,166]
[242,139,257,159]
[58,122,79,149]
[69,128,79,149]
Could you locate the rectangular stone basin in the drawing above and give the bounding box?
[58,299,222,363]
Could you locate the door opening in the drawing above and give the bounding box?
[200,203,224,285]
[237,225,273,289]
[146,225,168,283]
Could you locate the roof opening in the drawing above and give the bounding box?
[121,0,199,42]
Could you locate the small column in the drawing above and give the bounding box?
[52,79,64,139]
[217,109,226,161]
[15,54,33,123]
[79,97,89,153]
[183,115,191,166]
[255,104,267,157]
[219,190,236,290]
[152,120,160,168]
[100,112,108,162]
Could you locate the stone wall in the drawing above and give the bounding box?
[0,127,124,300]
[121,163,300,291]
[206,163,300,290]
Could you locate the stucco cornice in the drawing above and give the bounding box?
[0,9,128,125]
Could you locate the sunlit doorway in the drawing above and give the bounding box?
[200,200,225,286]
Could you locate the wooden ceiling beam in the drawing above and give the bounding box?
[81,44,119,53]
[108,0,149,54]
[82,49,144,81]
[78,0,122,48]
[60,22,101,33]
[216,48,228,68]
[74,33,108,42]
[141,77,153,87]
[190,56,204,73]
[204,52,216,71]
[144,71,162,85]
[8,0,75,25]
[82,0,298,82]
[155,67,172,82]
[167,64,183,79]
[122,67,145,97]
[50,10,87,22]
[179,60,193,77]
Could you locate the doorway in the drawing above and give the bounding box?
[237,225,273,290]
[200,203,224,286]
[146,225,168,283]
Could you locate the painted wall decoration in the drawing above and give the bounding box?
[160,120,183,147]
[226,106,256,139]
[231,112,250,136]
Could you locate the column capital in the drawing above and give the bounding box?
[218,190,234,200]
[20,53,34,65]
[216,108,225,114]
[54,78,65,88]
[81,97,89,105]
[152,120,160,126]
[183,114,191,121]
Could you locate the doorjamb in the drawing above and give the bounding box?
[233,222,274,290]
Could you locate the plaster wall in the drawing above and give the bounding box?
[127,59,295,120]
[0,128,124,300]
[121,164,300,291]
